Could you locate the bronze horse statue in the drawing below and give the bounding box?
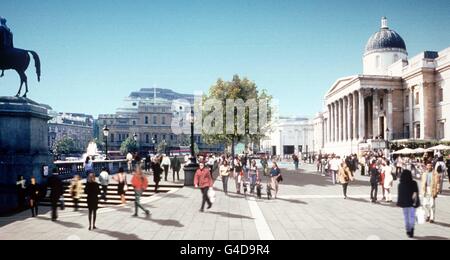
[0,47,41,97]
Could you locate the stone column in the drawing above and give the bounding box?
[328,105,331,143]
[358,90,365,140]
[348,95,352,141]
[409,87,414,139]
[343,97,348,141]
[372,90,379,139]
[353,92,358,140]
[334,102,338,142]
[387,90,393,140]
[340,99,344,142]
[336,100,340,142]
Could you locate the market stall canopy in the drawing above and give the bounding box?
[393,148,415,155]
[414,148,430,154]
[428,144,450,151]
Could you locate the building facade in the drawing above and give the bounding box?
[319,17,450,156]
[48,112,94,152]
[97,88,223,155]
[261,117,315,157]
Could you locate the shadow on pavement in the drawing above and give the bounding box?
[276,198,308,205]
[95,229,143,240]
[35,216,84,229]
[208,211,254,220]
[146,217,184,227]
[433,222,450,229]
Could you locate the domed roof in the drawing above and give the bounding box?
[364,17,407,55]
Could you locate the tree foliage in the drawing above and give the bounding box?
[120,137,138,155]
[202,75,273,149]
[55,136,78,154]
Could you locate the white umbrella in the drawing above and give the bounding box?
[428,144,450,151]
[393,148,415,155]
[413,148,429,154]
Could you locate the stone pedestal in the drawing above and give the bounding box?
[183,157,198,187]
[0,97,53,213]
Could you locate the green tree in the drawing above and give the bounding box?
[55,136,78,155]
[202,75,273,156]
[120,137,138,155]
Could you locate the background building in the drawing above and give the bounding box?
[318,17,450,155]
[48,112,94,152]
[261,116,315,157]
[97,88,223,155]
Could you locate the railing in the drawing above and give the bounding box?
[54,160,129,180]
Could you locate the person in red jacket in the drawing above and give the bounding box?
[194,162,214,212]
[131,168,150,217]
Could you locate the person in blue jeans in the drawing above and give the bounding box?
[397,170,419,238]
[270,162,281,199]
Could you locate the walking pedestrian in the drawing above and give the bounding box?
[69,175,83,211]
[383,161,394,202]
[151,156,163,192]
[48,168,63,221]
[16,175,26,210]
[161,154,171,181]
[113,167,127,205]
[339,161,353,199]
[270,162,282,199]
[421,162,441,223]
[249,160,259,194]
[84,156,93,177]
[27,177,40,217]
[131,168,151,217]
[219,160,231,194]
[99,167,109,202]
[234,158,243,194]
[171,156,182,181]
[397,170,420,238]
[194,162,213,212]
[434,157,446,194]
[329,155,340,185]
[85,173,100,230]
[369,160,380,203]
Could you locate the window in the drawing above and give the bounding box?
[146,134,150,144]
[133,121,136,126]
[170,134,174,141]
[439,88,444,102]
[438,122,445,140]
[415,92,419,105]
[380,98,384,110]
[415,124,421,139]
[376,56,380,68]
[132,102,137,106]
[110,134,114,143]
[405,95,409,108]
[405,125,410,139]
[153,116,157,125]
[162,116,166,125]
[126,134,129,139]
[154,135,158,142]
[145,116,149,124]
[163,135,166,140]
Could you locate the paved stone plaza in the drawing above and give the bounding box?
[1,164,449,240]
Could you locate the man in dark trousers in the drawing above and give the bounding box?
[48,168,63,221]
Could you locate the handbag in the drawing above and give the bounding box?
[416,207,425,225]
[276,175,283,182]
[207,187,216,203]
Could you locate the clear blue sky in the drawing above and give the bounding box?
[0,0,449,118]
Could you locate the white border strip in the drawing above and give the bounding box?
[248,197,274,240]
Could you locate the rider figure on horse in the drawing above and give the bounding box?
[0,16,14,77]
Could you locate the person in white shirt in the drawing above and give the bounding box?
[382,160,394,202]
[126,152,133,173]
[161,155,171,181]
[329,156,340,185]
[99,168,110,202]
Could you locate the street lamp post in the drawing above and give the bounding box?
[183,107,198,186]
[133,133,139,155]
[103,125,110,160]
[152,137,156,154]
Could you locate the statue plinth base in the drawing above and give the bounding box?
[0,97,53,213]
